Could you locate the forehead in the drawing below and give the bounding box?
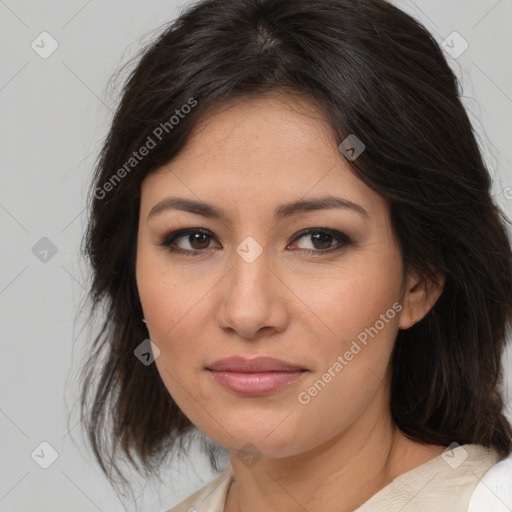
[140,93,388,223]
[171,93,339,173]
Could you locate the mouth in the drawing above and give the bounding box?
[206,356,308,396]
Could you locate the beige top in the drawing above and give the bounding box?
[165,444,501,512]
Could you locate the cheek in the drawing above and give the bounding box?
[137,244,202,346]
[310,255,403,355]
[291,356,391,453]
[137,266,205,419]
[330,281,401,348]
[294,258,402,412]
[139,283,203,372]
[136,248,213,402]
[291,285,401,450]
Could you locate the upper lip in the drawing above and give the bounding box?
[206,356,306,372]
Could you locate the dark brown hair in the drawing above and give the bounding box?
[80,0,512,492]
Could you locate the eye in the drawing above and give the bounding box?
[159,228,219,254]
[158,227,353,256]
[289,228,353,255]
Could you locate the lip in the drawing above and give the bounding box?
[207,356,306,372]
[206,356,308,396]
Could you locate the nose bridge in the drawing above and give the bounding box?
[229,237,271,303]
[218,237,286,338]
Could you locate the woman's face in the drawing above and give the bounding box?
[136,94,433,459]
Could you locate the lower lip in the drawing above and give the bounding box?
[208,370,306,396]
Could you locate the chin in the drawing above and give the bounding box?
[201,422,311,460]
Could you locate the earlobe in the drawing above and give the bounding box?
[398,271,445,330]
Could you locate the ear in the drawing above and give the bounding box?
[398,269,445,330]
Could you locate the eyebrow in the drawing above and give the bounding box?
[147,195,369,222]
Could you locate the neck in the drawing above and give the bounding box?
[225,388,444,512]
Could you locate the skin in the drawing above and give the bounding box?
[136,93,446,512]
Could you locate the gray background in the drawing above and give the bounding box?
[1,0,511,511]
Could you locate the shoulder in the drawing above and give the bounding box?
[161,465,233,512]
[468,451,512,512]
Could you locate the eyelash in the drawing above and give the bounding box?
[158,227,353,256]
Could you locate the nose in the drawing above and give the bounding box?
[216,245,289,340]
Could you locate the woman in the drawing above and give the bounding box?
[80,0,512,510]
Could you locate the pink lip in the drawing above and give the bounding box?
[207,356,306,372]
[206,356,308,396]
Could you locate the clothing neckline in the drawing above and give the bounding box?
[175,443,501,512]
